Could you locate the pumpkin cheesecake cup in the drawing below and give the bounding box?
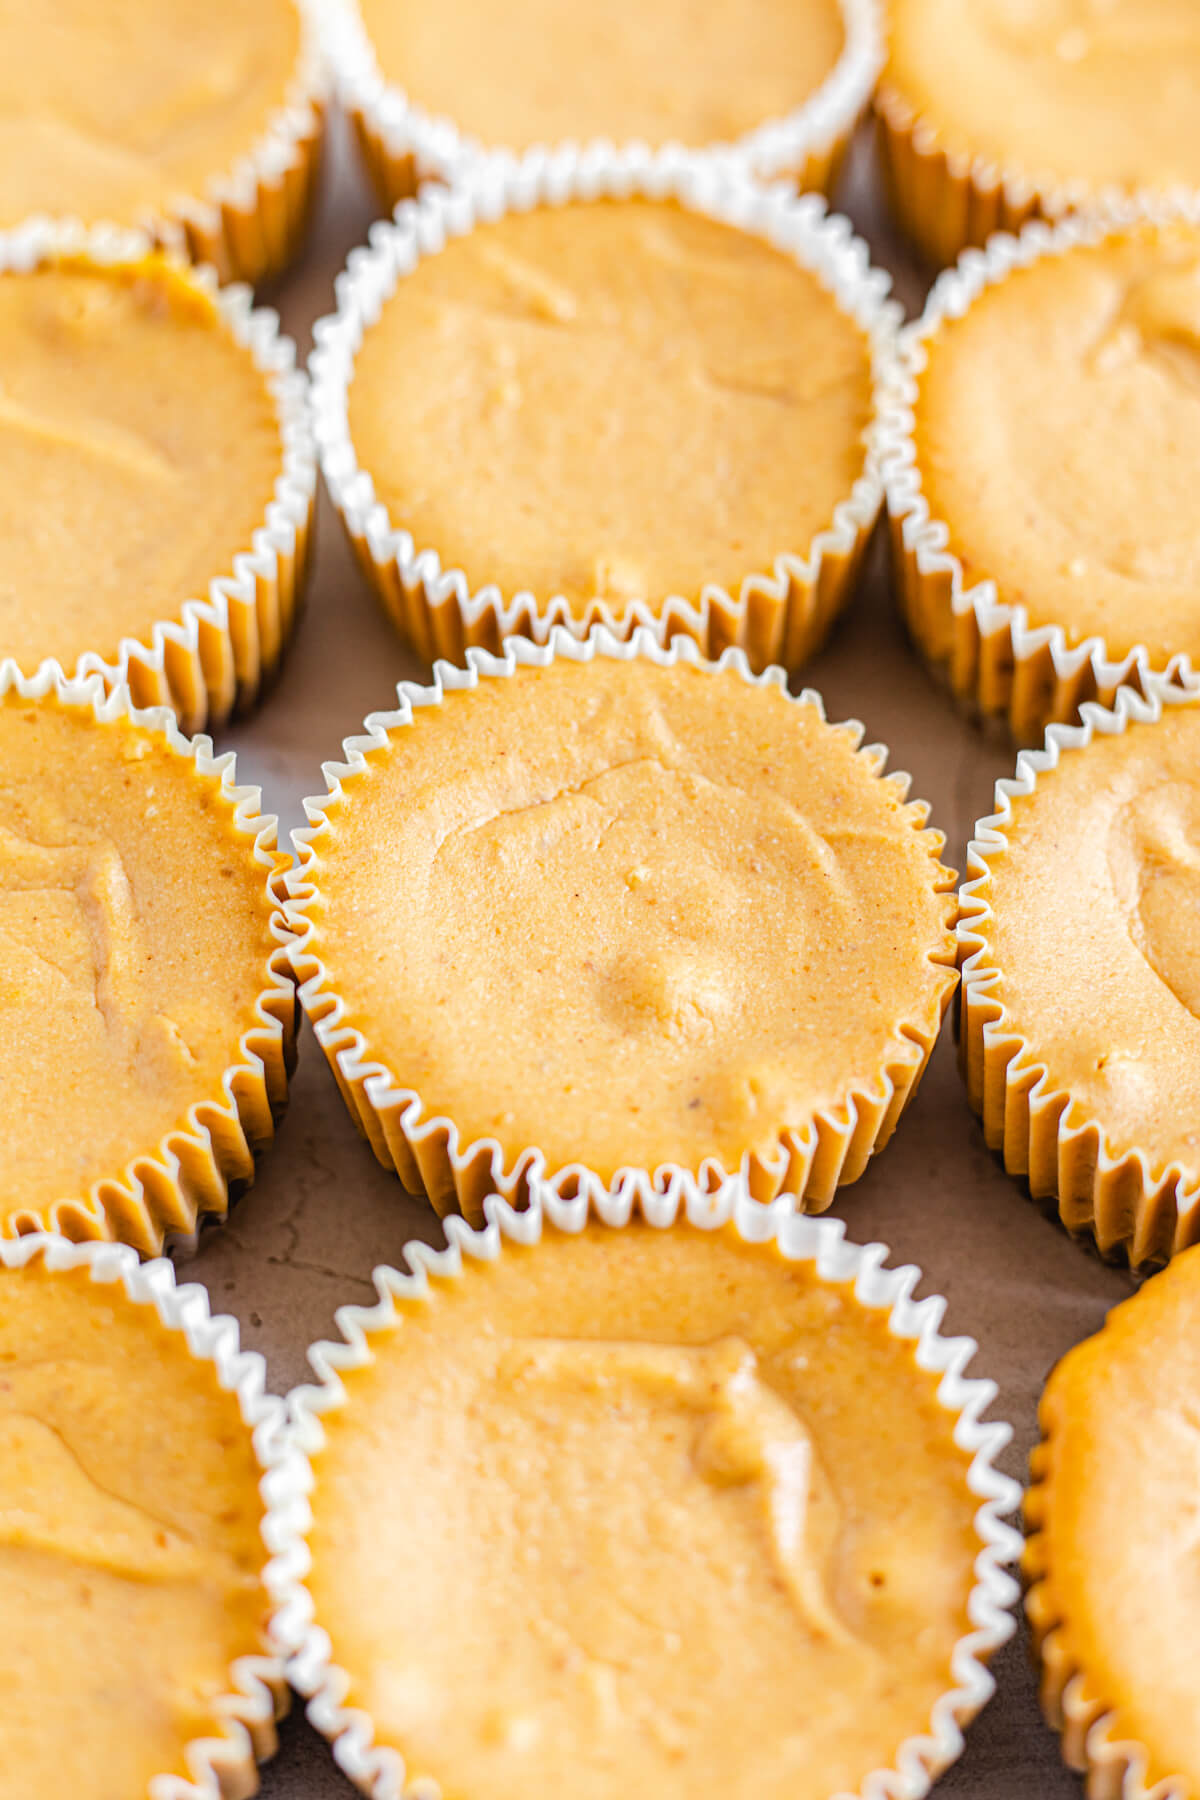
[1025,1247,1200,1797]
[877,0,1200,267]
[959,678,1200,1270]
[0,662,296,1256]
[0,223,315,734]
[285,629,959,1222]
[881,206,1200,744]
[0,0,325,287]
[309,153,896,673]
[322,0,882,206]
[272,1190,1022,1800]
[0,1229,290,1800]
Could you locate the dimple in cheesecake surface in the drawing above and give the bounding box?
[303,654,957,1187]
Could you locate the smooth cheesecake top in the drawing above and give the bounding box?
[0,0,300,232]
[887,0,1200,196]
[0,255,282,673]
[347,199,873,620]
[357,0,844,151]
[914,222,1200,666]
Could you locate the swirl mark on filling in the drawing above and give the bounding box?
[0,817,197,1067]
[1108,780,1200,1022]
[500,1333,856,1646]
[0,1362,252,1589]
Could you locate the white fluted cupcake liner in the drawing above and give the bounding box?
[321,0,882,204]
[0,219,316,735]
[0,661,297,1257]
[154,0,327,287]
[0,1228,291,1797]
[309,149,898,674]
[959,676,1200,1269]
[266,1184,1022,1799]
[283,624,958,1224]
[878,199,1200,745]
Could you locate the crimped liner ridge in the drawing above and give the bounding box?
[320,0,882,203]
[268,1187,1023,1800]
[872,73,1198,270]
[879,199,1200,744]
[958,677,1200,1270]
[144,0,326,287]
[283,625,959,1223]
[0,660,298,1257]
[1,219,317,735]
[0,1229,292,1799]
[1024,1338,1185,1798]
[308,148,900,674]
[874,76,1060,271]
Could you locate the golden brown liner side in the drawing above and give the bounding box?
[166,0,328,287]
[0,224,318,736]
[873,80,1043,269]
[957,684,1200,1271]
[1023,1354,1182,1800]
[0,669,299,1258]
[880,205,1200,745]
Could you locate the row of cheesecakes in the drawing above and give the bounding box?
[5,629,1198,1271]
[315,168,1200,739]
[0,0,869,268]
[309,174,1200,750]
[10,171,1200,754]
[0,1197,1020,1800]
[2,634,1187,1791]
[9,2,1200,283]
[0,637,952,1250]
[0,0,325,286]
[0,643,1188,1789]
[11,1176,1199,1800]
[0,167,889,732]
[328,0,1200,274]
